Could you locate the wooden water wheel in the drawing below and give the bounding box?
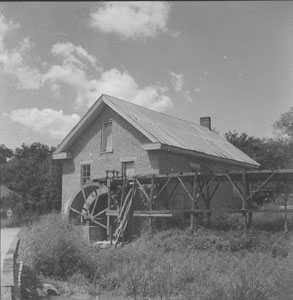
[68,182,109,230]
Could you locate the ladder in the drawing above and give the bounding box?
[113,181,137,247]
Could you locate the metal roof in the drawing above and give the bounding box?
[54,94,259,167]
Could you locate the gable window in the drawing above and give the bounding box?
[81,164,91,186]
[101,121,113,152]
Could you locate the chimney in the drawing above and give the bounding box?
[200,117,211,130]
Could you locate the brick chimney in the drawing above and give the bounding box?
[200,117,211,130]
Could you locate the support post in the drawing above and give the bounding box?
[190,172,197,230]
[107,176,111,240]
[242,171,248,236]
[284,183,288,234]
[149,175,155,232]
[206,185,211,227]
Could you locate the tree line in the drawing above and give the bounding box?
[0,143,62,217]
[0,108,292,217]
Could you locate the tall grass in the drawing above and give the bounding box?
[19,213,293,300]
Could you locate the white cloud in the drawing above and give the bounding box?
[51,83,61,98]
[0,12,19,42]
[43,43,101,108]
[0,12,42,90]
[44,43,173,111]
[183,90,193,103]
[94,68,172,111]
[51,42,100,71]
[168,70,184,92]
[90,2,170,40]
[4,108,80,139]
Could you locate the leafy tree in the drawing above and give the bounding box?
[225,131,293,169]
[0,144,13,164]
[0,143,62,215]
[273,107,293,139]
[224,131,263,162]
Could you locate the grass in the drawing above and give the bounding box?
[19,212,293,300]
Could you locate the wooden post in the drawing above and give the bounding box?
[206,185,211,227]
[284,183,288,234]
[242,171,248,236]
[247,181,253,230]
[191,172,197,230]
[107,176,111,240]
[149,175,155,232]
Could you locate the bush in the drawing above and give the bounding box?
[19,213,293,299]
[20,213,99,279]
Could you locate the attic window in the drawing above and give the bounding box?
[101,121,113,152]
[190,162,201,173]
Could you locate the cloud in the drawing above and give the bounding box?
[183,91,193,103]
[0,12,42,90]
[51,42,100,71]
[90,2,170,40]
[168,70,184,92]
[51,83,61,98]
[94,68,172,111]
[0,11,19,41]
[4,108,80,139]
[44,43,173,111]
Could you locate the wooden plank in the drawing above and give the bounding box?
[106,209,119,216]
[191,173,197,230]
[284,183,288,233]
[177,176,194,202]
[133,212,174,217]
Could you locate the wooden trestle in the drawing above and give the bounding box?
[103,169,293,242]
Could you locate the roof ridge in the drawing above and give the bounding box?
[103,94,206,129]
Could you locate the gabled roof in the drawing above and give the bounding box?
[54,94,259,168]
[0,185,21,199]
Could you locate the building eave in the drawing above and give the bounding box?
[143,143,260,169]
[52,152,72,160]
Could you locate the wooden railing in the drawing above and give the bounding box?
[1,238,23,300]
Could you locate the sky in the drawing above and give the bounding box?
[1,1,293,149]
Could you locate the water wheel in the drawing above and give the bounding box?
[68,182,109,231]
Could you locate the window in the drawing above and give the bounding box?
[101,121,113,152]
[122,161,134,177]
[190,162,201,173]
[81,164,91,186]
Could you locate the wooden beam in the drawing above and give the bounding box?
[225,173,245,204]
[136,179,151,203]
[156,177,172,199]
[177,176,194,202]
[245,171,277,203]
[284,183,288,234]
[242,171,248,235]
[191,173,197,230]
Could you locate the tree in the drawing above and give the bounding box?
[273,107,293,140]
[225,131,293,169]
[224,131,263,161]
[0,144,13,164]
[0,143,62,215]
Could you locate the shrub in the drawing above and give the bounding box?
[20,213,99,279]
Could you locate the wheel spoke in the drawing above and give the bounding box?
[91,190,99,215]
[70,207,83,216]
[93,208,107,218]
[82,187,91,216]
[91,219,107,229]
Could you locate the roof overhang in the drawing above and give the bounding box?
[52,152,72,160]
[143,143,260,169]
